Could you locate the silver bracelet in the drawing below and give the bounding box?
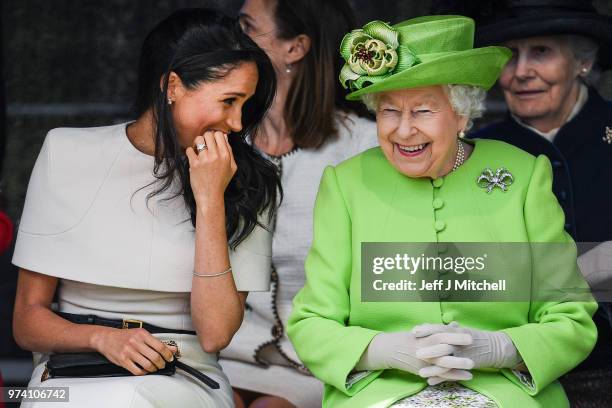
[192,266,232,278]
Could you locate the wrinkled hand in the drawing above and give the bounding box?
[414,322,521,375]
[92,327,177,376]
[185,131,237,206]
[356,330,474,385]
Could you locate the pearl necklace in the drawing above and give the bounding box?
[452,139,466,172]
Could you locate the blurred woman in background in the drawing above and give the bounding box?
[218,0,377,407]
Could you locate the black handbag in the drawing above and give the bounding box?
[43,352,176,379]
[43,312,220,389]
[42,351,219,389]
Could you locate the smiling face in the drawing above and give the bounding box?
[499,36,583,132]
[375,86,468,179]
[168,62,258,148]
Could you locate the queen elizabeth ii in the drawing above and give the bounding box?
[287,15,597,408]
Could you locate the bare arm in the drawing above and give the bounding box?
[186,131,248,353]
[13,269,102,353]
[13,269,175,375]
[190,199,248,353]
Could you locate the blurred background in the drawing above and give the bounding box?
[1,0,611,389]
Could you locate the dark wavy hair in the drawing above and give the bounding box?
[133,8,280,248]
[272,0,371,149]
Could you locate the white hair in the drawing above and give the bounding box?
[360,92,381,113]
[360,84,487,130]
[562,34,601,85]
[446,85,486,131]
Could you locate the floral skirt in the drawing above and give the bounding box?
[391,382,498,408]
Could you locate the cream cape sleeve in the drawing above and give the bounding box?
[13,124,271,292]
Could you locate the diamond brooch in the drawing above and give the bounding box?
[477,168,514,193]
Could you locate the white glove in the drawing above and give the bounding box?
[356,330,474,384]
[413,322,522,370]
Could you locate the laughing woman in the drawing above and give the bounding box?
[12,9,279,408]
[287,16,597,407]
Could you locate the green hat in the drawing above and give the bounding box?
[339,15,512,101]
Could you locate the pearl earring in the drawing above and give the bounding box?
[167,97,173,105]
[458,130,465,138]
[581,67,589,75]
[285,64,292,74]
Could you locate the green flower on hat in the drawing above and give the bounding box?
[339,20,417,91]
[339,16,513,101]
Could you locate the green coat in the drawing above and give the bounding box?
[287,139,597,408]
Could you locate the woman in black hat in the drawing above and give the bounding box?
[443,1,612,406]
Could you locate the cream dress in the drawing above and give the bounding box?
[13,123,273,407]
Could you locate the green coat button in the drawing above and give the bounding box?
[432,178,444,188]
[442,312,454,323]
[434,220,446,231]
[433,198,444,209]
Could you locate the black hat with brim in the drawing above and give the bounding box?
[472,0,612,69]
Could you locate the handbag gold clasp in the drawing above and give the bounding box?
[122,319,144,329]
